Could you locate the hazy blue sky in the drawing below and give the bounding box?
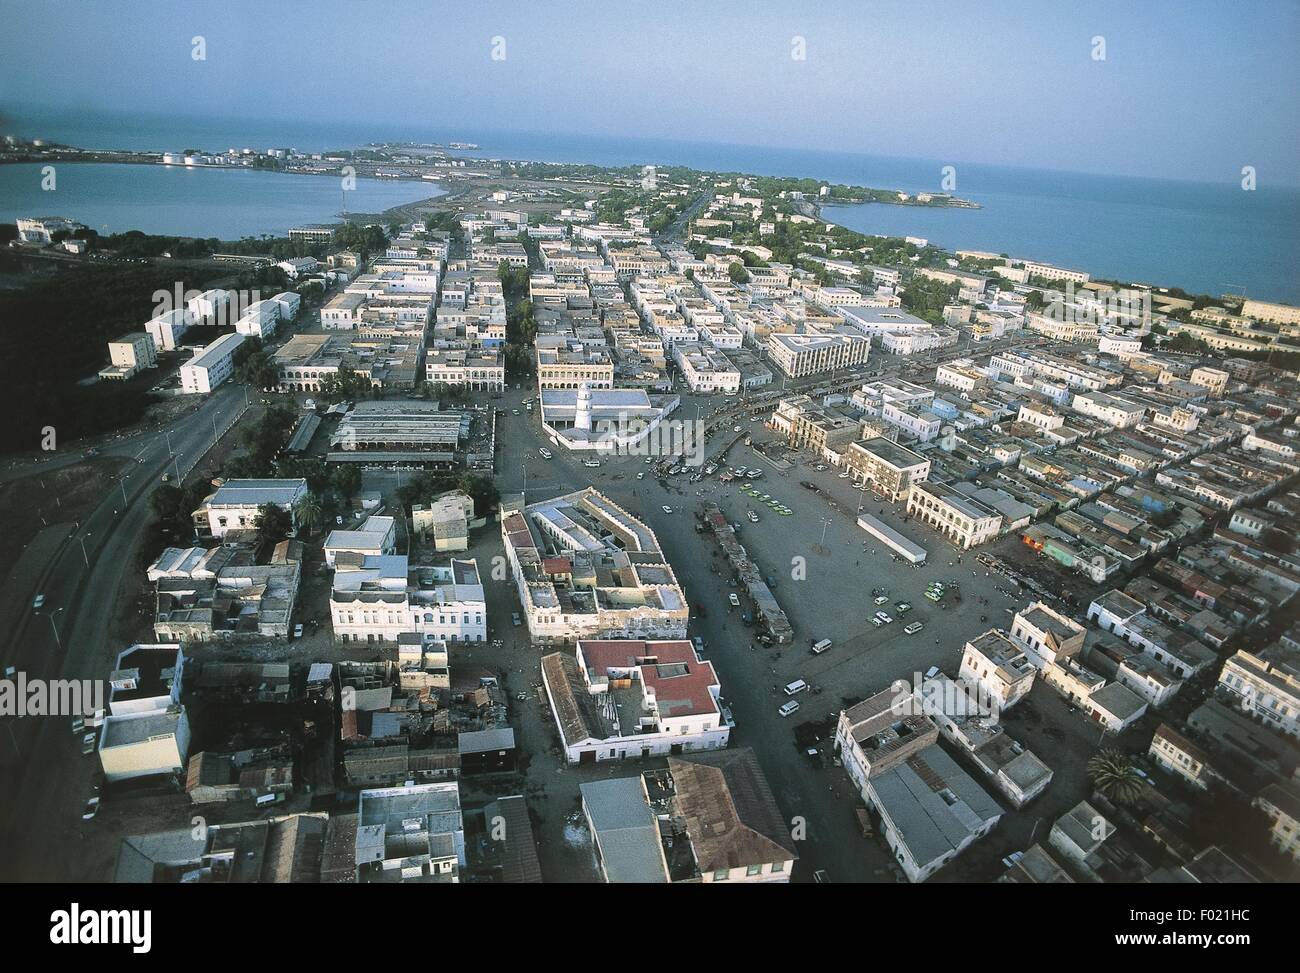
[4,0,1298,183]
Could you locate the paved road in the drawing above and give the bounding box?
[0,381,247,881]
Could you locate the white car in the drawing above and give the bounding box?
[583,459,601,468]
[662,505,673,514]
[32,594,45,610]
[636,472,645,479]
[539,447,553,460]
[81,733,97,756]
[747,511,759,523]
[876,612,893,624]
[81,797,100,821]
[778,700,801,717]
[733,425,742,433]
[293,623,304,639]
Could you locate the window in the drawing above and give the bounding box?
[713,869,729,882]
[746,864,762,877]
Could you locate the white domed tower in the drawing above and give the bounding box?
[574,382,594,433]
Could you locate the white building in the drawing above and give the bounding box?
[959,631,1037,710]
[331,556,486,645]
[907,481,1003,549]
[194,478,308,538]
[179,331,246,394]
[540,639,730,764]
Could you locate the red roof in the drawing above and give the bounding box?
[578,639,696,672]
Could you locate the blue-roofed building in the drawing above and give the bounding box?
[580,777,668,883]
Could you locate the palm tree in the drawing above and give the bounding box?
[1087,749,1144,806]
[295,492,323,536]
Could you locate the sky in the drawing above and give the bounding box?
[3,0,1298,185]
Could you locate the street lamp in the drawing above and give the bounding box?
[47,607,65,651]
[78,532,91,568]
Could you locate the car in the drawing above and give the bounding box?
[746,469,763,478]
[839,471,850,478]
[873,595,889,606]
[904,622,925,635]
[644,456,654,464]
[871,617,884,627]
[662,505,673,514]
[814,464,827,472]
[71,716,84,734]
[32,594,45,610]
[728,593,741,607]
[875,611,893,623]
[704,465,717,475]
[924,665,940,678]
[539,447,553,459]
[636,472,645,479]
[582,459,601,468]
[511,613,522,627]
[81,733,97,756]
[293,623,304,639]
[778,700,801,717]
[668,465,682,475]
[733,425,742,433]
[3,665,15,680]
[896,602,912,614]
[81,797,100,821]
[160,473,171,483]
[747,511,760,523]
[512,409,520,415]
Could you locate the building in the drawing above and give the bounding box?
[1085,681,1148,732]
[766,329,870,379]
[179,331,246,394]
[770,395,862,455]
[580,777,669,883]
[663,748,798,883]
[331,556,485,645]
[672,342,741,394]
[1009,601,1086,669]
[869,742,1003,882]
[411,491,475,551]
[501,490,689,643]
[425,348,505,391]
[540,639,729,764]
[1049,800,1116,872]
[100,332,158,381]
[1255,782,1300,862]
[959,631,1037,710]
[98,644,191,784]
[145,308,193,352]
[355,782,464,882]
[16,216,85,244]
[841,437,931,502]
[193,478,308,539]
[323,515,397,567]
[1217,646,1300,739]
[1148,724,1220,790]
[907,481,1003,549]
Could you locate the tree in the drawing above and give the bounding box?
[254,503,293,545]
[331,465,362,500]
[294,493,323,535]
[728,262,751,285]
[1259,527,1294,555]
[1087,750,1144,806]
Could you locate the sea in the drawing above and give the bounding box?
[3,105,1297,303]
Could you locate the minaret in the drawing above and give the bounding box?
[574,382,593,433]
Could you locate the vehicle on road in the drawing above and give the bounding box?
[662,505,673,514]
[81,733,97,756]
[811,638,832,654]
[896,602,912,614]
[875,611,893,624]
[293,623,304,639]
[512,409,520,415]
[160,473,171,483]
[924,665,940,678]
[636,472,645,479]
[747,510,759,523]
[728,593,741,607]
[784,679,808,696]
[778,700,800,717]
[733,425,742,432]
[904,622,925,635]
[873,595,889,606]
[582,459,601,468]
[539,447,553,459]
[746,469,763,478]
[32,594,45,610]
[511,612,522,627]
[81,797,100,821]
